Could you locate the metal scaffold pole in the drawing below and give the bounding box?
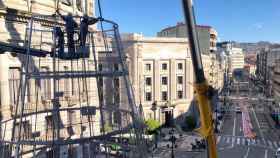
[14,17,34,158]
[181,0,218,158]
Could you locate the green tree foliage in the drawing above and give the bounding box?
[185,115,196,130]
[102,123,113,133]
[144,119,161,135]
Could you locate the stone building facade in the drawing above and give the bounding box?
[121,33,224,123]
[0,1,114,157]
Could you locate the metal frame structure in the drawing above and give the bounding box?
[0,14,146,158]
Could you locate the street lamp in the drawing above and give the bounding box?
[151,101,157,120]
[150,101,158,149]
[139,102,144,117]
[168,128,177,158]
[169,102,177,158]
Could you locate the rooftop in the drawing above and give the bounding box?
[160,22,213,32]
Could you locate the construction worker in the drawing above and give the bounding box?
[53,27,64,57]
[56,10,78,55]
[80,15,99,47]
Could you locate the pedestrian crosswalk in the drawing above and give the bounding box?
[216,135,280,149]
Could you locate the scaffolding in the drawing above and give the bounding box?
[0,14,147,158]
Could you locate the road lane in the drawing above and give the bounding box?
[252,105,264,138]
[235,113,243,136]
[221,110,235,136]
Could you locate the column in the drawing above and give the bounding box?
[0,54,12,140]
[154,60,160,101]
[0,54,11,118]
[185,59,194,100]
[170,59,176,100]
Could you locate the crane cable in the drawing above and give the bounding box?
[97,0,103,19]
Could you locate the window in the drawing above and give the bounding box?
[68,110,76,128]
[72,78,77,95]
[145,92,152,101]
[178,63,183,70]
[161,77,168,85]
[40,67,51,100]
[14,121,31,140]
[145,64,151,71]
[98,78,104,103]
[113,111,121,124]
[45,115,54,140]
[210,42,216,47]
[114,92,120,104]
[177,76,183,84]
[162,63,168,70]
[114,64,119,71]
[114,78,120,103]
[161,91,168,101]
[61,0,72,6]
[114,78,120,88]
[146,77,152,86]
[177,90,183,99]
[76,0,82,11]
[98,64,103,71]
[99,51,113,54]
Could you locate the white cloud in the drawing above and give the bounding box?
[251,23,264,30]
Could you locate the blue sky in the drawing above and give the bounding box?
[99,0,280,43]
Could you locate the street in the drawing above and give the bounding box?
[152,79,280,158]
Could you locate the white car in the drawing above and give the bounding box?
[276,148,280,158]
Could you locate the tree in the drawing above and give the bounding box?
[185,115,196,131]
[102,123,113,133]
[144,119,161,135]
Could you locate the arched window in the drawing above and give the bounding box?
[61,0,72,6]
[76,0,82,11]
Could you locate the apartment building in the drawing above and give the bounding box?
[273,59,280,102]
[157,23,218,54]
[229,48,245,73]
[256,48,280,96]
[217,42,245,79]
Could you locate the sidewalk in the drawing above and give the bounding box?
[264,111,280,138]
[150,128,202,157]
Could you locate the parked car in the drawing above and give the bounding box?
[235,106,242,113]
[275,148,280,158]
[99,143,124,156]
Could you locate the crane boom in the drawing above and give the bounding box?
[181,0,218,158]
